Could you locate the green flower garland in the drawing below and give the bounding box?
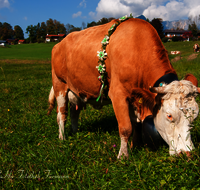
[96,14,133,102]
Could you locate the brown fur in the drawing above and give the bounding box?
[184,73,198,87]
[128,88,156,121]
[48,18,199,158]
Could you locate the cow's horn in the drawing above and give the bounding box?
[149,86,166,94]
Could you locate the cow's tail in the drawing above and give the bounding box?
[47,86,56,115]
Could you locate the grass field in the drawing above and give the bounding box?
[0,43,56,60]
[0,41,200,189]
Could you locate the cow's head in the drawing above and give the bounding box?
[150,79,199,155]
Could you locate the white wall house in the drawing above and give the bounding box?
[0,40,7,47]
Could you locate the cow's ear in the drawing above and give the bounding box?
[153,94,164,117]
[184,74,198,87]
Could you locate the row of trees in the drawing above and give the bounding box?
[1,15,200,43]
[0,17,165,43]
[188,15,200,38]
[0,17,169,44]
[26,18,117,43]
[26,19,68,43]
[0,22,24,40]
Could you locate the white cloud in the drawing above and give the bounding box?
[23,16,28,21]
[91,0,131,20]
[79,0,86,8]
[188,5,200,18]
[72,11,82,18]
[0,0,10,9]
[143,1,189,21]
[91,0,200,21]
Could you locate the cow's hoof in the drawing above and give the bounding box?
[59,136,66,140]
[117,152,129,160]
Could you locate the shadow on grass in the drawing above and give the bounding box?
[79,114,118,134]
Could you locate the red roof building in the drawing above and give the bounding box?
[45,34,66,42]
[18,40,25,44]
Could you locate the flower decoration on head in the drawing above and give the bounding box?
[119,15,128,21]
[96,14,133,102]
[108,24,116,32]
[96,63,106,74]
[101,35,109,45]
[97,50,107,61]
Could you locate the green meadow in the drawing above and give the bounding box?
[0,41,200,189]
[0,43,56,60]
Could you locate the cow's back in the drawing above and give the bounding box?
[52,18,175,99]
[107,19,175,92]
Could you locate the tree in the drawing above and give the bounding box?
[150,18,164,39]
[183,31,193,40]
[59,24,66,34]
[46,18,55,35]
[188,21,198,37]
[97,17,109,25]
[82,22,86,30]
[14,25,24,39]
[65,24,81,33]
[87,21,97,28]
[26,25,37,43]
[36,23,44,43]
[66,24,74,34]
[0,22,14,40]
[108,17,115,22]
[69,27,81,33]
[40,22,47,41]
[188,15,200,29]
[46,18,66,35]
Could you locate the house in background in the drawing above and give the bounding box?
[164,29,192,41]
[6,39,18,45]
[0,40,7,47]
[18,40,25,44]
[45,34,66,42]
[164,30,187,38]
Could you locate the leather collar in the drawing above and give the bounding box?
[153,73,178,87]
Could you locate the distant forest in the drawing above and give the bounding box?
[0,15,199,43]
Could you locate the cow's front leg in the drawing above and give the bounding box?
[56,91,68,140]
[110,90,132,159]
[129,106,143,149]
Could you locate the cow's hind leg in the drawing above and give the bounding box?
[56,90,68,140]
[52,73,68,140]
[69,102,81,133]
[68,91,84,133]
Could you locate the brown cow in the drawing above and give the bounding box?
[48,18,200,159]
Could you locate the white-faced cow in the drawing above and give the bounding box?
[48,18,200,159]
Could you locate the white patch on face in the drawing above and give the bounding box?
[154,95,198,155]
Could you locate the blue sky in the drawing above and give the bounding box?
[1,0,200,38]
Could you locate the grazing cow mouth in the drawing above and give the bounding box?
[142,73,179,148]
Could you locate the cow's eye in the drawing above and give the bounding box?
[167,114,173,121]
